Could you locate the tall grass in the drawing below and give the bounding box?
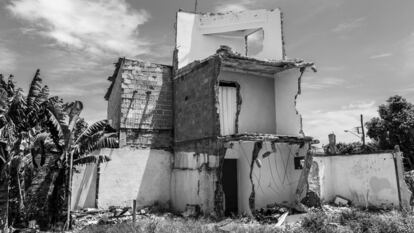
[79,207,414,233]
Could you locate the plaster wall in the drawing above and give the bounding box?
[218,71,276,134]
[71,148,172,209]
[176,9,283,68]
[225,141,309,215]
[274,68,302,135]
[312,153,411,208]
[170,152,220,213]
[71,163,97,210]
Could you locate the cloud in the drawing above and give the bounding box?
[369,53,392,59]
[214,0,255,12]
[7,0,150,57]
[302,100,378,145]
[302,76,345,90]
[0,42,17,74]
[401,33,414,75]
[332,17,366,33]
[397,86,414,94]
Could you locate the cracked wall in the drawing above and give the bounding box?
[274,68,306,135]
[218,71,276,134]
[224,141,310,215]
[311,152,411,209]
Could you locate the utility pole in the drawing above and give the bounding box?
[194,0,198,13]
[360,114,366,147]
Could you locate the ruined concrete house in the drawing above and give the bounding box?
[72,9,318,215]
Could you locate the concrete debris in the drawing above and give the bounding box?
[71,204,171,230]
[301,191,322,208]
[253,203,289,224]
[182,204,201,218]
[334,196,350,206]
[275,212,288,227]
[255,158,262,168]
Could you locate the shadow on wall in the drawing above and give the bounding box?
[72,164,97,209]
[134,149,172,208]
[96,148,171,209]
[72,149,172,209]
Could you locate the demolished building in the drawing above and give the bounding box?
[72,8,318,216]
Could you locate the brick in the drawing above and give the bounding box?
[173,57,220,143]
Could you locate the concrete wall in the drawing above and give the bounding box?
[176,9,284,68]
[219,71,276,134]
[174,58,221,142]
[71,148,172,210]
[274,68,303,135]
[311,153,411,208]
[71,163,97,210]
[225,141,309,215]
[171,152,220,213]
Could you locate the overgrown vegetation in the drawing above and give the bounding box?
[366,95,414,168]
[0,70,118,231]
[79,207,414,233]
[323,141,380,155]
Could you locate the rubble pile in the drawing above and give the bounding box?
[253,203,289,224]
[71,207,131,229]
[71,204,176,231]
[301,191,322,208]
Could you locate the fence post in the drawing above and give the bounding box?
[132,200,136,223]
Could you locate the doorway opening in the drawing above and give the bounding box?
[222,159,238,216]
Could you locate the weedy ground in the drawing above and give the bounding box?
[77,206,414,233]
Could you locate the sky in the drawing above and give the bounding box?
[1,0,414,146]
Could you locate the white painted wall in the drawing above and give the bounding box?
[71,148,172,210]
[219,71,276,134]
[176,9,284,68]
[274,68,302,135]
[71,163,97,210]
[171,152,219,213]
[225,141,309,215]
[312,153,411,208]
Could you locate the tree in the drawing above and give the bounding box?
[366,95,414,168]
[0,70,66,232]
[0,70,118,231]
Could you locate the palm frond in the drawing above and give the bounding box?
[73,154,111,166]
[75,119,108,144]
[26,69,42,109]
[45,108,64,147]
[63,101,83,123]
[7,75,15,97]
[34,85,49,108]
[75,132,118,157]
[92,136,118,151]
[31,132,50,149]
[0,74,7,89]
[27,85,50,126]
[0,88,8,114]
[8,90,27,131]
